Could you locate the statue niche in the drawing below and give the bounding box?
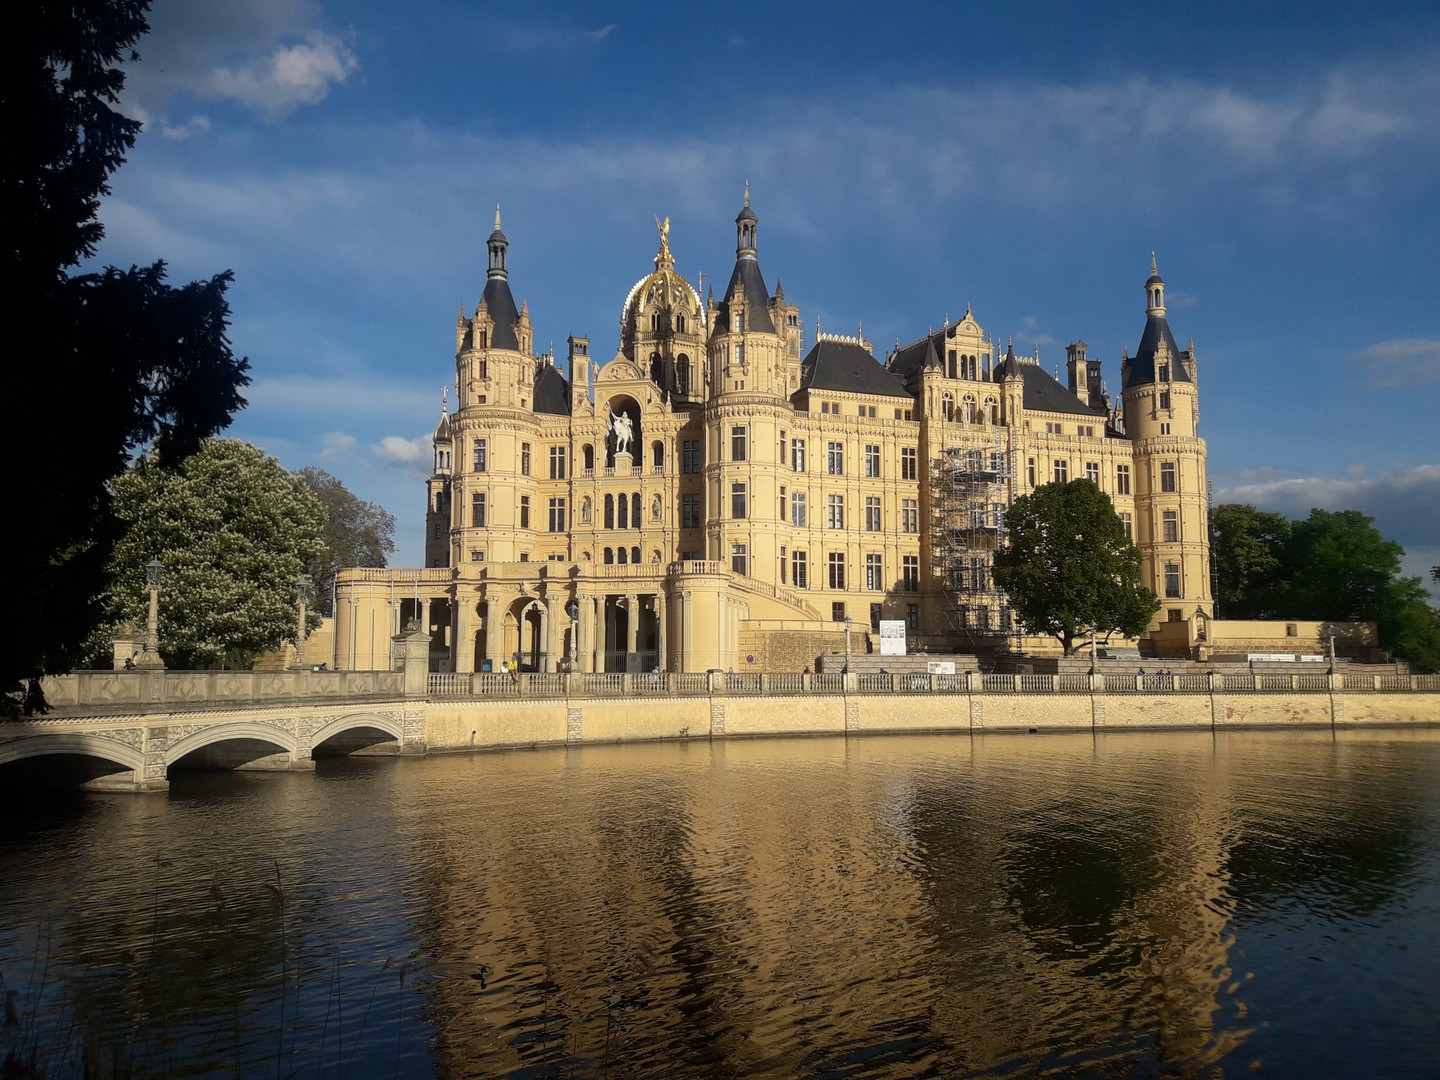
[606,397,640,468]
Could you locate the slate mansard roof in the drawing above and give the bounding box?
[801,338,913,399]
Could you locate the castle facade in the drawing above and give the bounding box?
[333,194,1213,672]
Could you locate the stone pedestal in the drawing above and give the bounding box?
[615,451,633,474]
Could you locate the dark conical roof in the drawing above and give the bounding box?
[481,276,521,351]
[715,258,774,334]
[1123,314,1191,390]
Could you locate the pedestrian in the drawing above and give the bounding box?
[803,665,812,675]
[124,655,136,671]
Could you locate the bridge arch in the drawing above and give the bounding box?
[0,733,146,773]
[310,712,404,756]
[0,733,151,790]
[165,722,299,771]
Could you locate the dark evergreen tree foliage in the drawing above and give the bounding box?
[295,467,397,615]
[2,1,250,705]
[1210,503,1292,618]
[992,479,1160,656]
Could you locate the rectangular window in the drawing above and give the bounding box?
[521,442,531,476]
[1046,422,1062,435]
[1161,462,1177,492]
[1159,390,1172,410]
[902,554,919,593]
[779,485,787,519]
[470,492,486,527]
[731,543,748,576]
[1164,562,1182,598]
[682,439,701,474]
[870,602,882,631]
[1053,459,1069,483]
[1116,464,1131,494]
[906,603,919,630]
[1160,422,1171,436]
[820,401,831,415]
[827,441,844,475]
[1028,457,1036,487]
[519,496,530,529]
[1121,511,1133,539]
[780,545,787,584]
[1085,461,1100,484]
[779,430,787,461]
[549,446,566,479]
[828,552,846,590]
[790,490,807,527]
[472,438,488,473]
[832,601,846,622]
[471,549,484,562]
[791,438,806,472]
[792,550,808,588]
[865,553,883,591]
[901,447,917,480]
[865,496,882,531]
[731,482,748,519]
[731,425,747,462]
[548,497,567,532]
[1162,509,1178,543]
[827,494,845,530]
[901,498,918,534]
[681,493,701,528]
[864,444,881,477]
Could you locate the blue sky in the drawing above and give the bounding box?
[97,0,1440,594]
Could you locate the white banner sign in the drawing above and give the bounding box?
[878,620,907,656]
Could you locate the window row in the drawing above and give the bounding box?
[469,494,567,532]
[771,551,920,592]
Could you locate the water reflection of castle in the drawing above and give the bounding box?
[406,734,1332,1075]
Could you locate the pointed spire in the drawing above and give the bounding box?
[1150,250,1157,276]
[744,180,750,208]
[495,204,502,231]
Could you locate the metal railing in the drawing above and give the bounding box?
[423,669,1438,701]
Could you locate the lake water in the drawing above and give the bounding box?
[2,727,1438,1078]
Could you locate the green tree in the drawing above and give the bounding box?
[992,479,1160,655]
[295,467,397,615]
[108,441,326,669]
[3,1,250,702]
[1277,508,1438,669]
[1210,503,1291,618]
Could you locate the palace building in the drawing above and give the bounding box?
[333,193,1214,673]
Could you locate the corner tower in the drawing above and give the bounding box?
[1121,255,1212,622]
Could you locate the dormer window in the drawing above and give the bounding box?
[737,311,746,333]
[1158,362,1170,381]
[676,313,686,333]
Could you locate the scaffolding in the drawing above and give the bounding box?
[937,434,1015,649]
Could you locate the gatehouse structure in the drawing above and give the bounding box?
[334,194,1214,673]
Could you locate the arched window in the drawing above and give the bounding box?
[652,441,664,469]
[618,494,629,529]
[677,354,691,394]
[942,392,955,421]
[631,546,641,564]
[676,313,686,333]
[604,494,615,530]
[961,394,976,423]
[603,547,614,564]
[985,396,999,424]
[631,493,641,529]
[650,312,659,331]
[583,444,595,472]
[618,547,628,564]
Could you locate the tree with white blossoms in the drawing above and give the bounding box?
[108,440,327,669]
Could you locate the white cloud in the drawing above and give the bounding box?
[585,25,617,43]
[318,431,357,460]
[1215,463,1440,552]
[203,31,358,115]
[1352,339,1440,386]
[372,435,431,471]
[161,115,211,140]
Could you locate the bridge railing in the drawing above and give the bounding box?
[41,669,406,711]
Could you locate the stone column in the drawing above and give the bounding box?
[591,596,604,673]
[541,597,554,672]
[483,597,500,673]
[681,591,693,673]
[655,592,667,672]
[456,594,475,673]
[626,593,639,671]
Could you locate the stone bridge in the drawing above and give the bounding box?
[1,668,426,792]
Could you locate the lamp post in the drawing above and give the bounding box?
[138,558,165,669]
[291,574,311,669]
[565,599,579,669]
[844,614,853,674]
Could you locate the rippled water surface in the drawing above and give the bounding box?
[3,728,1439,1078]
